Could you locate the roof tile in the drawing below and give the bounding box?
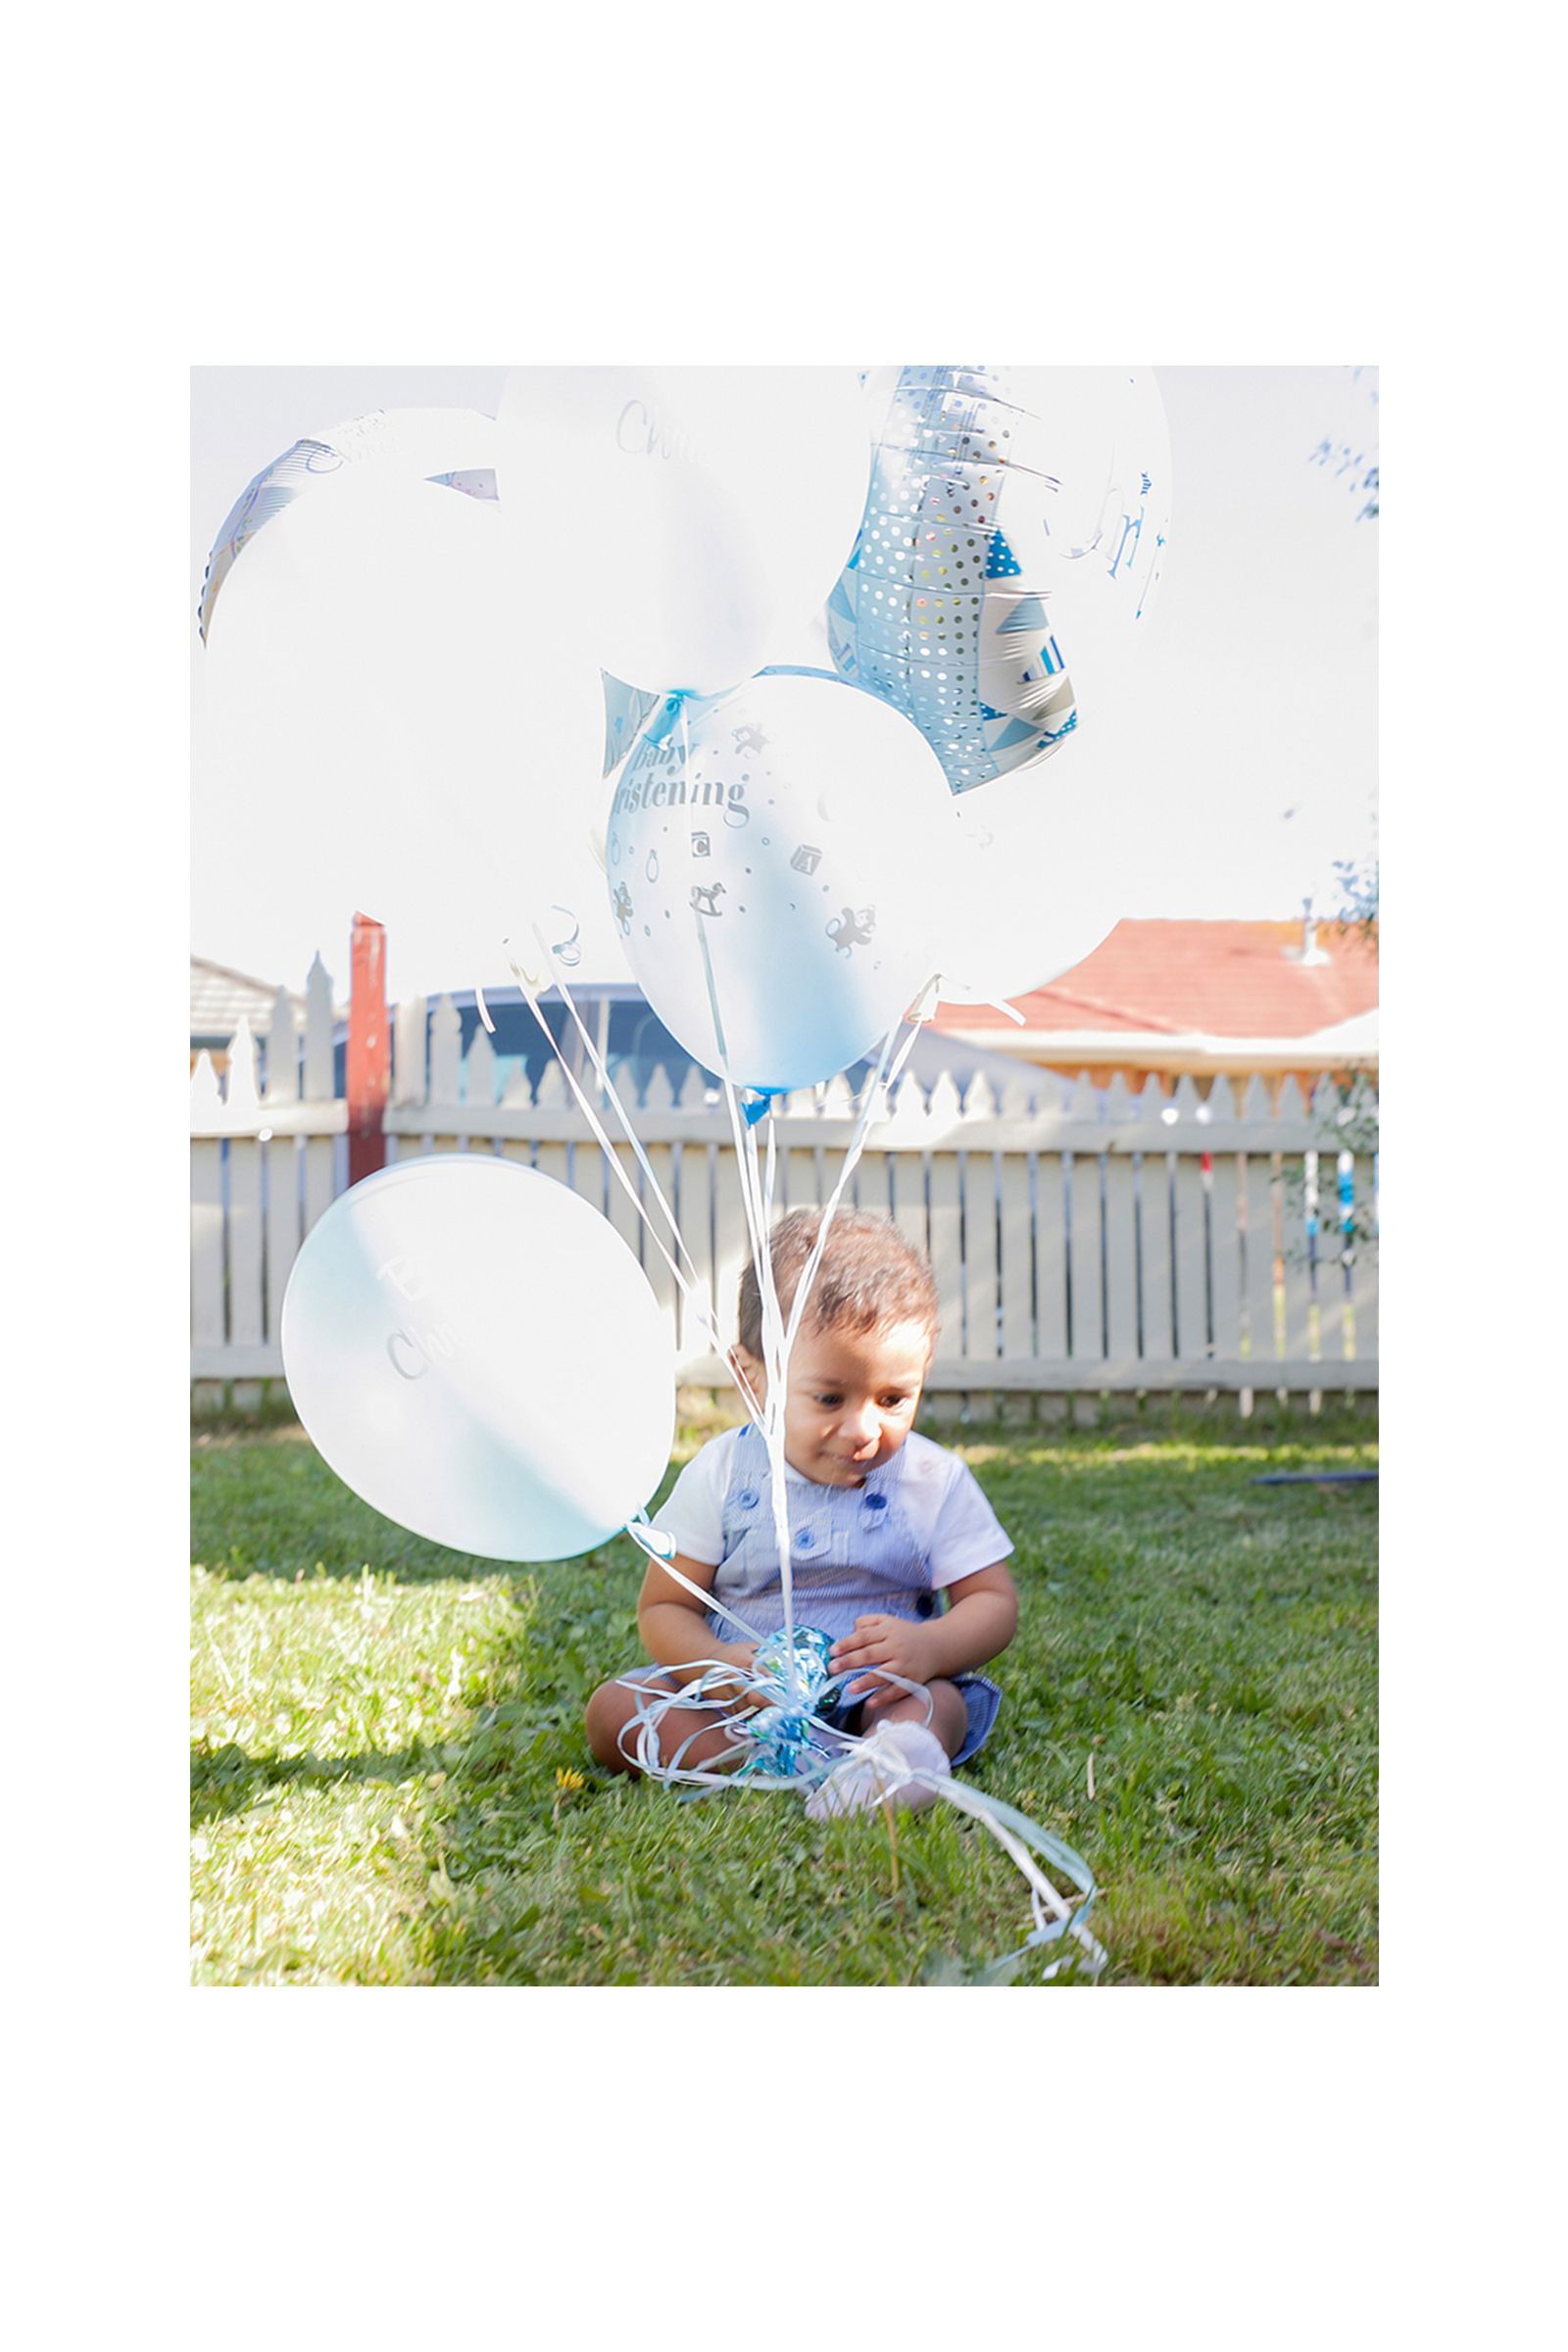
[934,919,1379,1042]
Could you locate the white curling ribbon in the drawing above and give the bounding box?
[624,1517,766,1644]
[522,930,766,1418]
[502,939,762,1418]
[611,1646,1105,1979]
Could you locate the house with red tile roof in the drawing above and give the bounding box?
[932,914,1379,1100]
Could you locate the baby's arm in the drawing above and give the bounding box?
[830,1561,1018,1705]
[637,1550,759,1697]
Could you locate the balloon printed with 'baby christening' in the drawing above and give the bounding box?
[826,367,1170,792]
[606,670,953,1093]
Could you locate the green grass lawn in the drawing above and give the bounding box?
[191,1403,1377,1985]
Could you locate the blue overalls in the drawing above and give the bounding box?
[700,1424,1003,1767]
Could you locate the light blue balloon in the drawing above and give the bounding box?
[280,1155,673,1562]
[601,670,662,777]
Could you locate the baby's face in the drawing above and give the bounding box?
[737,1316,933,1487]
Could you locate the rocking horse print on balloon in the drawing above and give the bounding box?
[827,906,876,956]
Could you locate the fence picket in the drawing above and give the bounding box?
[959,1144,1000,1369]
[1351,1153,1378,1357]
[929,1158,964,1354]
[466,1025,496,1116]
[1207,1076,1245,1362]
[1240,1075,1277,1371]
[887,1078,929,1262]
[1102,1076,1138,1359]
[227,1135,264,1402]
[523,1115,561,1182]
[1171,1154,1207,1362]
[1136,1079,1174,1364]
[781,1136,817,1216]
[678,1140,715,1357]
[1000,1146,1034,1359]
[641,1141,678,1324]
[303,1136,335,1236]
[393,996,426,1108]
[607,1141,644,1268]
[1035,1146,1069,1361]
[1168,1078,1207,1365]
[1275,1078,1314,1359]
[228,1017,260,1116]
[266,1137,300,1345]
[534,1059,569,1109]
[1068,1149,1102,1360]
[191,1137,223,1348]
[266,990,299,1104]
[566,1113,606,1213]
[304,957,334,1100]
[429,997,462,1107]
[712,1143,752,1357]
[1310,1080,1350,1363]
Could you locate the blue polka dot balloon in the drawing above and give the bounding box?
[827,366,1170,795]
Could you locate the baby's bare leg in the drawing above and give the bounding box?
[584,1673,749,1778]
[860,1678,968,1758]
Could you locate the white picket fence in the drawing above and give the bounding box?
[190,963,1377,1410]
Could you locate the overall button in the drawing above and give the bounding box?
[794,1527,815,1549]
[736,1488,760,1510]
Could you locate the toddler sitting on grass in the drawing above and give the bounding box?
[585,1208,1018,1815]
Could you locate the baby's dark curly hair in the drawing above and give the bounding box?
[736,1208,939,1360]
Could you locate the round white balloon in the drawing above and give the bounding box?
[280,1155,674,1561]
[496,367,868,697]
[197,464,629,1000]
[930,741,1133,1004]
[606,671,951,1091]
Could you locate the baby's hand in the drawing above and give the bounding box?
[830,1615,937,1714]
[705,1642,767,1714]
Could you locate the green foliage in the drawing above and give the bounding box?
[191,1408,1377,1985]
[1331,855,1379,953]
[1283,1066,1380,1268]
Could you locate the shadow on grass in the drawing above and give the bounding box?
[192,1739,445,1823]
[189,1430,661,1588]
[189,1704,573,1824]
